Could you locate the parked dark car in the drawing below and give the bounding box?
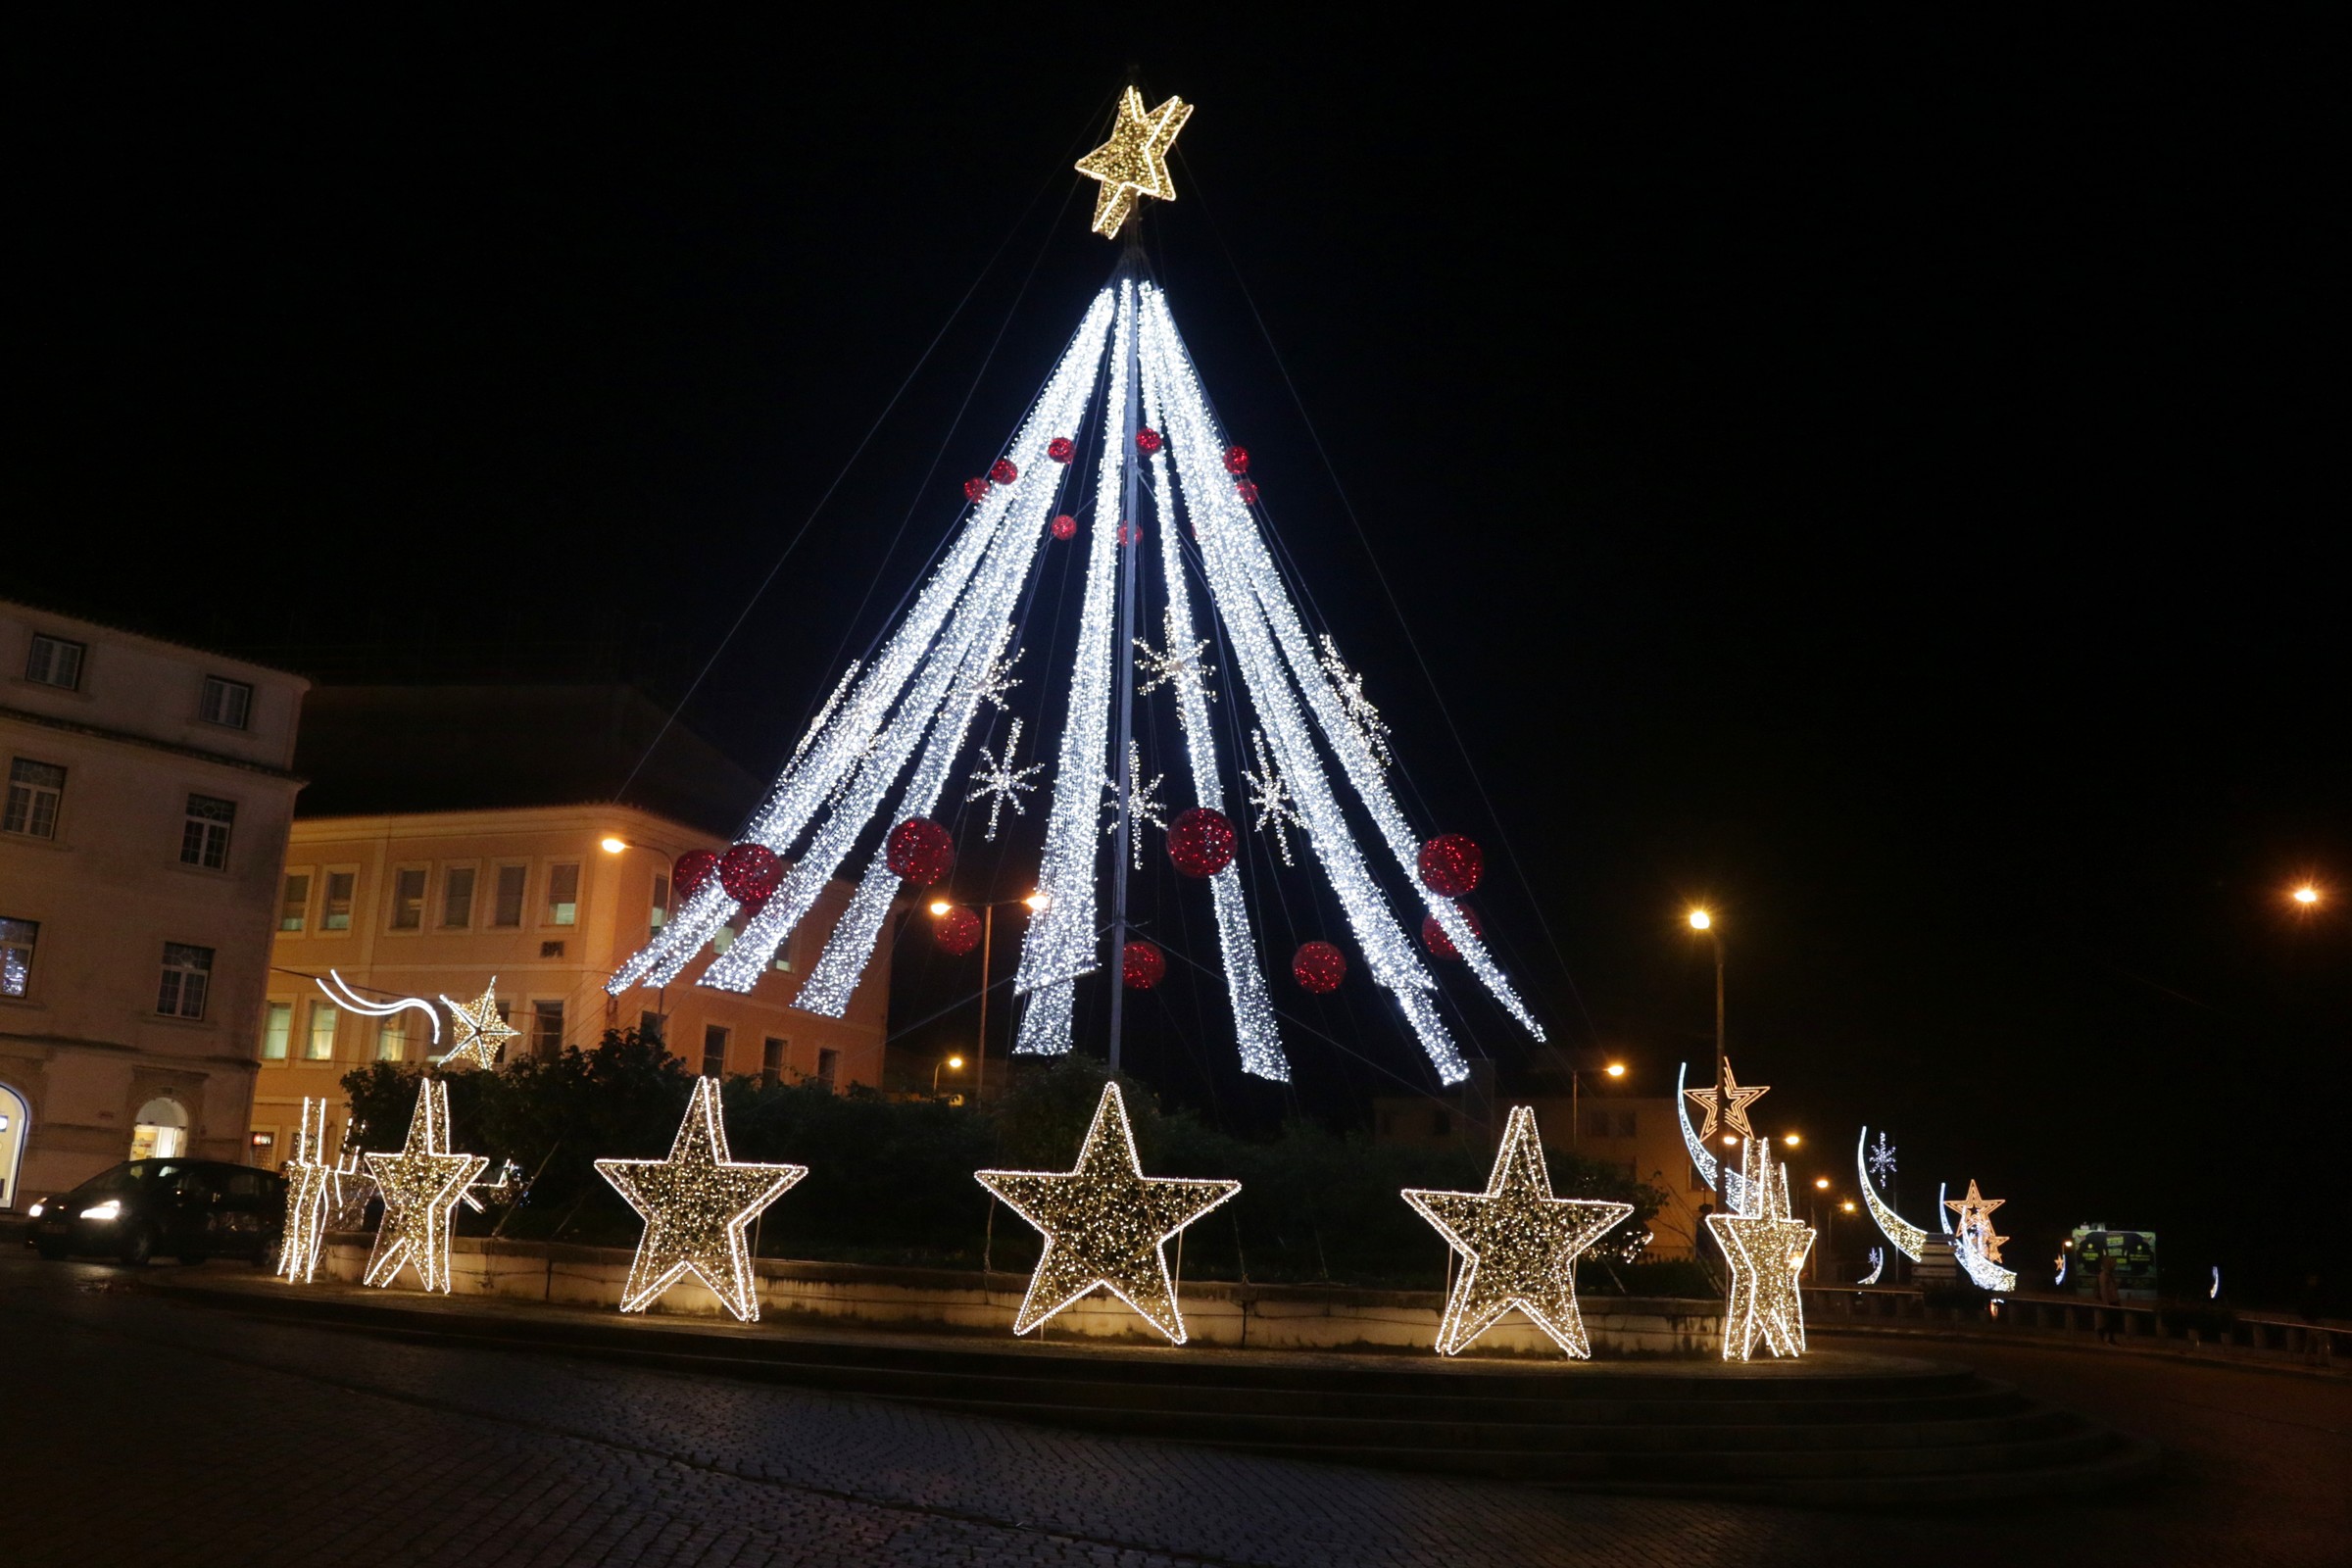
[24,1158,287,1266]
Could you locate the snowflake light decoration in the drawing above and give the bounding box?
[1240,727,1302,867]
[963,717,1042,841]
[951,637,1024,714]
[1315,633,1393,769]
[1102,740,1167,870]
[1868,1130,1898,1188]
[1706,1135,1813,1360]
[1135,613,1216,707]
[362,1079,487,1294]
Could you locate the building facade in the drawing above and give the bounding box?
[249,804,892,1163]
[0,601,308,1206]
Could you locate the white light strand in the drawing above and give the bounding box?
[952,643,1024,714]
[1855,1126,1927,1260]
[964,715,1041,841]
[1138,382,1287,1081]
[1315,634,1393,769]
[1142,290,1544,1043]
[1141,289,1465,1084]
[794,660,862,763]
[316,970,441,1046]
[1240,727,1302,866]
[1675,1061,1753,1214]
[704,302,1115,993]
[1953,1230,2020,1292]
[1013,284,1134,1054]
[1102,739,1166,871]
[611,293,1116,995]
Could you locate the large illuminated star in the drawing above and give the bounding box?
[1075,86,1194,238]
[437,981,519,1069]
[596,1077,806,1323]
[1944,1178,2010,1262]
[1706,1137,1813,1360]
[975,1082,1239,1343]
[1403,1105,1632,1356]
[1684,1058,1770,1143]
[277,1097,334,1285]
[363,1079,487,1294]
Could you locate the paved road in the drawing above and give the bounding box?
[3,1253,2344,1567]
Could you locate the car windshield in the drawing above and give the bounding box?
[69,1161,150,1198]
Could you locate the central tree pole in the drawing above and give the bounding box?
[1106,228,1146,1071]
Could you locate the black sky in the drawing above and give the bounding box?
[14,17,2344,1304]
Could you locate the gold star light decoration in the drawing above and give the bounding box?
[1945,1178,2010,1262]
[363,1078,488,1293]
[596,1077,807,1323]
[1706,1135,1815,1361]
[277,1097,335,1285]
[1075,86,1194,238]
[437,981,520,1069]
[1403,1105,1633,1357]
[1684,1057,1770,1144]
[975,1081,1239,1344]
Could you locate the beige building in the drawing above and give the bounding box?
[250,802,893,1162]
[0,600,308,1206]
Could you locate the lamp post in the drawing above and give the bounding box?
[931,1054,966,1097]
[1569,1059,1629,1149]
[1687,906,1728,1159]
[927,892,1048,1102]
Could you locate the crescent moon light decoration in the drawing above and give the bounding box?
[1855,1128,2018,1291]
[1676,1062,1753,1214]
[1860,1246,1886,1286]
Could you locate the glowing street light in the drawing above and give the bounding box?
[2292,885,2322,907]
[599,836,628,854]
[1783,1133,1802,1149]
[1604,1062,1627,1079]
[1814,1176,1832,1191]
[1688,908,1712,931]
[1024,891,1051,911]
[928,899,954,916]
[932,1054,966,1095]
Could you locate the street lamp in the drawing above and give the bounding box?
[2291,884,2322,908]
[931,1054,965,1096]
[1686,906,1728,1178]
[927,894,1046,1102]
[1783,1133,1802,1149]
[1568,1057,1630,1148]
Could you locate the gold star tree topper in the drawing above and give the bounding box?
[437,981,520,1069]
[1402,1106,1633,1356]
[1076,86,1194,238]
[1685,1058,1770,1143]
[975,1081,1239,1344]
[596,1077,807,1323]
[1706,1134,1814,1361]
[1944,1178,2009,1262]
[363,1078,488,1294]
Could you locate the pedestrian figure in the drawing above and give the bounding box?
[2096,1252,2122,1344]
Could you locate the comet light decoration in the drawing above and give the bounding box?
[1706,1135,1814,1361]
[974,1082,1239,1343]
[595,1077,808,1322]
[437,982,519,1069]
[597,177,1553,1087]
[1676,1062,1753,1214]
[1855,1127,1929,1261]
[963,716,1041,841]
[362,1079,487,1294]
[1860,1246,1886,1286]
[1401,1105,1632,1357]
[316,970,441,1048]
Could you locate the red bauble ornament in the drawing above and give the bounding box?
[1417,833,1484,898]
[718,842,783,903]
[935,906,982,956]
[1117,521,1141,545]
[1166,807,1237,877]
[1224,445,1250,475]
[989,458,1018,485]
[1292,940,1347,994]
[1135,427,1163,454]
[1234,480,1260,504]
[884,817,956,886]
[962,476,991,503]
[1047,436,1075,464]
[736,891,768,921]
[1122,940,1166,989]
[1051,514,1077,540]
[672,849,719,899]
[1422,905,1483,960]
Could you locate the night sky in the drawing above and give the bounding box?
[17,19,2342,1305]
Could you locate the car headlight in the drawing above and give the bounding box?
[79,1199,123,1221]
[25,1200,43,1218]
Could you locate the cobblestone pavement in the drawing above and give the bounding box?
[3,1255,2342,1567]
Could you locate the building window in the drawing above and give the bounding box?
[322,870,356,932]
[25,634,85,691]
[1616,1110,1638,1139]
[441,866,475,928]
[4,759,66,839]
[157,943,214,1019]
[260,1000,292,1059]
[639,1010,666,1044]
[492,865,526,927]
[199,675,254,730]
[279,873,311,932]
[651,873,670,932]
[761,1037,785,1087]
[389,867,426,930]
[815,1048,838,1089]
[531,1001,564,1060]
[180,794,236,869]
[702,1025,729,1079]
[376,1014,410,1061]
[1,916,36,998]
[304,1001,339,1059]
[1584,1108,1612,1141]
[544,862,579,926]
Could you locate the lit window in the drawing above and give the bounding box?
[260,1000,292,1059]
[702,1025,729,1079]
[321,870,355,932]
[532,1001,564,1060]
[304,1002,338,1059]
[761,1037,785,1087]
[544,862,579,926]
[389,868,426,930]
[157,943,215,1019]
[441,866,475,928]
[199,675,253,729]
[815,1048,838,1089]
[492,865,526,927]
[4,759,66,839]
[1,916,37,998]
[377,1014,409,1061]
[278,873,310,932]
[180,794,236,869]
[25,634,85,691]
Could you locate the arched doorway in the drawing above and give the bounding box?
[0,1083,27,1209]
[129,1096,188,1161]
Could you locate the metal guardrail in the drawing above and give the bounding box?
[1802,1284,2350,1365]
